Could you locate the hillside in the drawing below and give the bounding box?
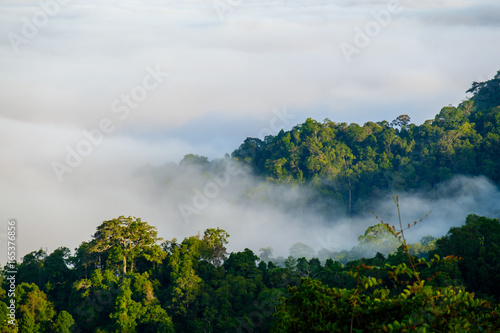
[232,70,500,215]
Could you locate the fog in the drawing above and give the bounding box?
[2,141,499,264]
[136,163,500,259]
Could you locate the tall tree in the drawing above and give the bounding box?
[166,236,203,317]
[89,216,163,275]
[201,228,229,267]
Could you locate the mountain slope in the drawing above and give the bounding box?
[231,71,500,214]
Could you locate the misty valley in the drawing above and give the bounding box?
[2,72,500,332]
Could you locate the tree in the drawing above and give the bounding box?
[16,283,55,333]
[89,216,163,275]
[284,256,297,275]
[110,278,145,332]
[53,311,74,333]
[288,242,315,260]
[432,214,500,300]
[44,247,72,284]
[0,298,17,332]
[73,241,100,279]
[232,137,264,170]
[467,70,500,111]
[391,114,411,129]
[273,274,499,332]
[70,269,119,332]
[139,304,175,333]
[200,228,229,267]
[259,247,274,262]
[166,237,203,317]
[179,154,210,168]
[356,223,400,257]
[339,150,355,216]
[223,249,260,279]
[274,212,500,332]
[44,247,73,311]
[17,249,47,288]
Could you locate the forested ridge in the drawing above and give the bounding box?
[2,72,500,332]
[232,71,500,215]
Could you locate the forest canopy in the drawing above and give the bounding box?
[232,70,500,215]
[2,213,500,332]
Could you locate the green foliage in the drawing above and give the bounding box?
[165,236,203,317]
[138,304,174,333]
[52,311,74,333]
[224,248,260,278]
[15,283,55,333]
[6,212,500,332]
[110,278,145,332]
[274,204,500,332]
[232,72,500,213]
[432,214,500,300]
[69,269,119,332]
[356,223,400,257]
[200,228,229,267]
[16,249,47,289]
[467,70,500,111]
[274,273,499,332]
[89,216,163,275]
[179,154,210,168]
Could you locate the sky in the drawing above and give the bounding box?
[0,0,500,262]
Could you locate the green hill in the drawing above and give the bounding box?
[232,70,500,214]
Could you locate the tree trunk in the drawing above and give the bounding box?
[348,178,352,217]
